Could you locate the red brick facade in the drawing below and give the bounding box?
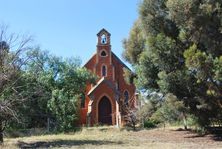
[80,29,136,126]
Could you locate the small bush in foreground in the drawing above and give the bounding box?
[144,119,159,128]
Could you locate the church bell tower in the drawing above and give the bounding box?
[97,28,111,46]
[96,29,113,79]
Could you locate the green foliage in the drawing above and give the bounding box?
[135,52,159,89]
[151,94,184,124]
[186,114,199,128]
[137,92,163,122]
[7,72,51,129]
[123,68,136,85]
[214,56,222,82]
[184,44,214,81]
[144,119,158,128]
[4,48,96,132]
[138,92,187,128]
[48,90,79,131]
[122,19,146,64]
[26,49,96,131]
[123,0,222,127]
[0,29,34,142]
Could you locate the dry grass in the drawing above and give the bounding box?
[1,126,222,149]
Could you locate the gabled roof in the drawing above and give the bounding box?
[87,77,105,96]
[97,28,111,36]
[83,51,133,73]
[83,53,96,67]
[111,52,132,72]
[87,77,120,96]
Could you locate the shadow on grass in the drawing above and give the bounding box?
[186,132,222,141]
[207,127,222,141]
[17,139,123,148]
[172,127,222,141]
[171,128,206,138]
[211,134,222,141]
[174,128,192,131]
[178,128,206,135]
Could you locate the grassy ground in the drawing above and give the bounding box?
[1,126,222,149]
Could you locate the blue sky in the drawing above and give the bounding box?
[0,0,139,65]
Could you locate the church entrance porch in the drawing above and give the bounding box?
[98,96,112,125]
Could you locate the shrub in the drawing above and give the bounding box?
[144,119,159,128]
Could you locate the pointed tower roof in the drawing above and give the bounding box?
[97,28,111,36]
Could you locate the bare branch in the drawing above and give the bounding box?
[0,24,33,124]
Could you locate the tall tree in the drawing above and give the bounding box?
[47,57,96,131]
[25,49,97,131]
[0,26,32,143]
[123,0,222,127]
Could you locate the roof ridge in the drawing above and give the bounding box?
[83,52,96,67]
[87,77,105,96]
[111,52,132,72]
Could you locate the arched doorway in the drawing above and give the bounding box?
[98,96,112,125]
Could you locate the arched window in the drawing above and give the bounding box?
[101,34,107,44]
[124,91,129,105]
[80,93,85,108]
[100,50,107,57]
[102,65,107,76]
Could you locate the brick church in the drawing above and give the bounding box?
[80,29,136,126]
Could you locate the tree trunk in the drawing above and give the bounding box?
[183,112,188,130]
[47,117,50,132]
[133,121,136,131]
[0,120,3,143]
